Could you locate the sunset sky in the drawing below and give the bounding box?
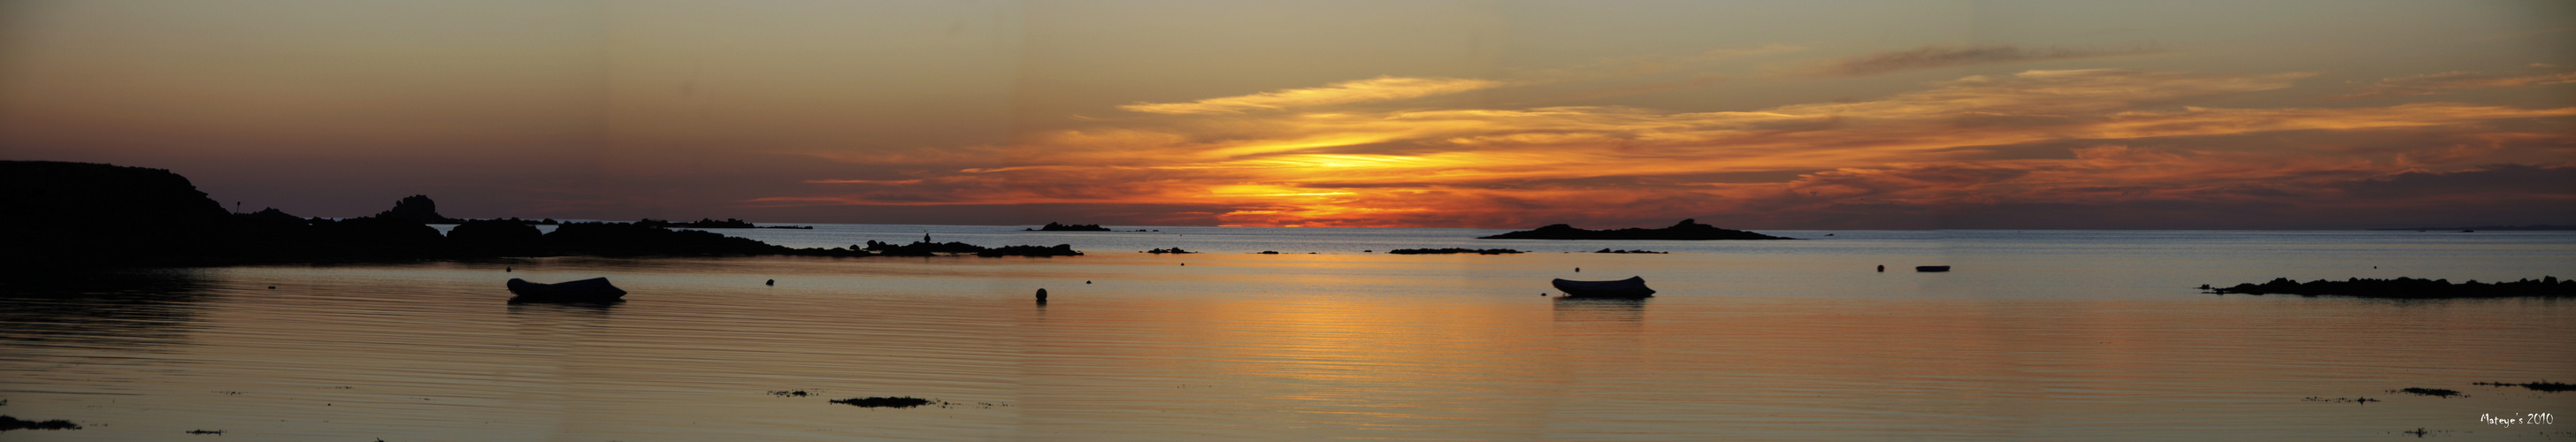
[3,1,2570,229]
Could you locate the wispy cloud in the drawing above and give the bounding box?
[2333,70,2576,98]
[1809,43,2164,78]
[1116,76,1506,114]
[770,68,2576,228]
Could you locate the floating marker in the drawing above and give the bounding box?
[1035,288,1048,301]
[766,279,775,286]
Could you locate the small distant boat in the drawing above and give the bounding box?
[507,278,627,300]
[1915,265,1951,272]
[1552,276,1656,298]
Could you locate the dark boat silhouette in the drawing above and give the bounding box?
[1552,276,1656,298]
[506,278,627,301]
[1916,265,1951,272]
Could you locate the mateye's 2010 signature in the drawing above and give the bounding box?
[2481,413,2554,428]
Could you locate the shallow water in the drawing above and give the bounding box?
[3,229,2572,440]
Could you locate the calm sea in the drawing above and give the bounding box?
[3,227,2571,440]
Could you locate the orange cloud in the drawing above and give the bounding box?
[769,67,2576,228]
[1116,76,1506,114]
[2333,70,2576,98]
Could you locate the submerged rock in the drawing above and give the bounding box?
[2389,387,2465,398]
[830,397,934,408]
[1387,248,1524,255]
[2207,276,2573,298]
[2473,381,2573,392]
[0,415,82,431]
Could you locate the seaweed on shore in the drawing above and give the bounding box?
[0,415,81,431]
[1386,248,1525,255]
[2204,276,2572,298]
[831,397,935,408]
[2473,381,2572,392]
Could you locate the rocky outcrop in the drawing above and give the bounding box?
[1478,218,1794,240]
[632,217,814,229]
[2206,277,2573,298]
[863,239,1081,257]
[542,222,798,256]
[1027,222,1113,232]
[236,207,303,222]
[372,194,459,224]
[449,219,545,256]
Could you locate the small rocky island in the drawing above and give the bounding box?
[1479,218,1793,240]
[1026,222,1113,232]
[2204,277,2572,298]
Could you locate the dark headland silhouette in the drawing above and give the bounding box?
[1479,219,1794,240]
[0,160,1080,269]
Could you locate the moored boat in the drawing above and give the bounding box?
[506,278,627,300]
[1552,276,1656,298]
[1916,265,1951,272]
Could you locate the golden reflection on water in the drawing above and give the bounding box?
[0,255,2570,441]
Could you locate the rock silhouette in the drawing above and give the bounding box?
[449,219,545,256]
[1478,218,1794,240]
[373,194,459,224]
[1027,222,1112,232]
[2207,276,2572,298]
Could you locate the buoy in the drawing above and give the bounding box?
[1085,280,1092,284]
[268,286,277,289]
[1575,267,1580,272]
[766,279,775,286]
[505,267,512,272]
[1180,263,1185,266]
[1876,265,1884,272]
[1035,288,1048,301]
